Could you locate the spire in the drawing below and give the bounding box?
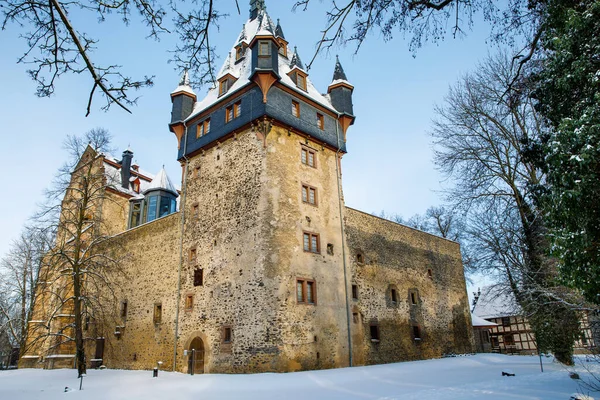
[250,0,266,20]
[256,8,275,34]
[290,47,304,70]
[171,69,196,98]
[332,55,348,82]
[179,69,191,86]
[238,24,247,43]
[275,18,285,39]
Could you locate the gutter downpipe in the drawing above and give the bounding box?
[335,116,353,368]
[173,121,190,372]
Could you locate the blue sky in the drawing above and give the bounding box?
[0,1,493,291]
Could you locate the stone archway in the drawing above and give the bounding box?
[188,337,205,374]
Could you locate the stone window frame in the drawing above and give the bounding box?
[222,326,233,344]
[192,203,199,220]
[189,247,197,264]
[296,278,317,305]
[303,231,320,254]
[351,284,359,301]
[427,268,433,279]
[153,302,162,325]
[301,183,318,206]
[409,289,420,306]
[185,294,194,312]
[356,252,365,264]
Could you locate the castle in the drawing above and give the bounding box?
[20,0,474,373]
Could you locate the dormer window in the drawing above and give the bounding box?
[132,180,140,193]
[219,79,230,96]
[277,39,288,57]
[235,45,245,61]
[297,73,307,91]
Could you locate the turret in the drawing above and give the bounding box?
[250,0,266,20]
[275,19,289,58]
[249,9,280,102]
[169,70,196,149]
[328,56,355,139]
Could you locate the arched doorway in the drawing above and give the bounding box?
[188,337,205,374]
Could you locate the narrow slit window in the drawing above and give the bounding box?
[410,291,417,305]
[185,295,193,311]
[223,327,232,343]
[292,100,300,117]
[189,248,197,264]
[194,268,203,287]
[352,284,358,300]
[413,325,421,340]
[391,289,397,303]
[370,324,380,342]
[120,301,128,318]
[153,303,162,324]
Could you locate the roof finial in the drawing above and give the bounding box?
[179,69,191,87]
[275,18,285,39]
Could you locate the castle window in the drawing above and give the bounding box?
[301,146,316,168]
[194,166,201,178]
[427,269,433,279]
[132,181,140,193]
[193,268,204,287]
[192,203,199,220]
[146,195,158,222]
[410,291,418,305]
[391,289,397,303]
[303,232,320,253]
[301,184,317,206]
[129,200,142,228]
[292,100,300,118]
[296,279,316,305]
[412,325,422,340]
[356,253,364,264]
[153,303,162,324]
[120,301,128,318]
[226,101,242,123]
[369,323,380,342]
[222,326,232,343]
[504,334,515,346]
[352,284,358,300]
[317,113,324,130]
[197,119,211,138]
[278,41,287,57]
[258,40,271,56]
[185,295,193,311]
[219,79,230,96]
[297,73,307,91]
[189,248,197,264]
[502,317,511,327]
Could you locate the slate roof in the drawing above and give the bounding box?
[183,8,342,122]
[144,167,179,196]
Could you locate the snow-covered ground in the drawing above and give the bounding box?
[1,354,597,399]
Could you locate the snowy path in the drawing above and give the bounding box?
[0,354,596,399]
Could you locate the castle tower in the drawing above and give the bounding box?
[169,0,356,373]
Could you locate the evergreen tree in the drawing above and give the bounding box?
[531,0,600,303]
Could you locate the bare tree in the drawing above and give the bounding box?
[0,225,53,353]
[432,50,583,364]
[27,128,126,377]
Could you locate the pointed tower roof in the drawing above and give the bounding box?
[250,0,267,20]
[290,47,304,70]
[332,56,348,81]
[170,69,196,98]
[256,9,275,35]
[144,167,178,196]
[275,18,285,39]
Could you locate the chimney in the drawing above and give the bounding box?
[120,148,133,189]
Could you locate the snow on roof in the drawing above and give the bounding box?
[186,9,336,122]
[329,79,354,89]
[143,167,178,196]
[472,286,522,319]
[171,70,196,97]
[471,313,498,327]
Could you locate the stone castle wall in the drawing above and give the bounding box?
[344,208,474,365]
